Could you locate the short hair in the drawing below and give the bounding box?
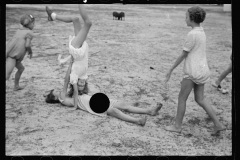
[188,6,206,23]
[45,89,60,104]
[20,14,35,27]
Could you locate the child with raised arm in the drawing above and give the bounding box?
[6,14,35,91]
[46,4,92,109]
[164,6,225,135]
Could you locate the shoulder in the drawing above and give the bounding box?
[25,31,34,40]
[187,30,195,36]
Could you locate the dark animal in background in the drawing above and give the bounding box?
[113,12,119,20]
[119,12,125,21]
[112,12,125,21]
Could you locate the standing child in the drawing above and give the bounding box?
[46,4,92,109]
[164,6,225,134]
[6,14,35,91]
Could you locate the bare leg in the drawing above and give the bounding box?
[71,4,92,49]
[55,15,82,36]
[215,62,232,86]
[6,57,16,80]
[165,78,194,133]
[107,108,147,126]
[14,62,25,91]
[46,6,82,36]
[114,101,162,116]
[194,83,225,134]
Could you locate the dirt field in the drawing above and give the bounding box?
[6,4,232,156]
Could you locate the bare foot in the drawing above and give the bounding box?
[211,125,226,136]
[138,117,147,126]
[165,125,182,133]
[13,85,26,91]
[150,103,163,116]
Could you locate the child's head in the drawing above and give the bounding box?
[45,89,60,104]
[68,79,89,97]
[186,6,206,25]
[20,14,35,30]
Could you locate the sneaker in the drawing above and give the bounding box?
[211,81,229,94]
[46,6,53,21]
[211,81,222,91]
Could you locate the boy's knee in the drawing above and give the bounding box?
[72,17,80,22]
[19,66,25,72]
[107,108,118,116]
[195,97,204,106]
[6,73,10,80]
[116,101,127,108]
[178,94,188,102]
[85,20,92,27]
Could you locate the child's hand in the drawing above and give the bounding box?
[27,53,32,59]
[29,53,32,59]
[164,70,172,84]
[70,56,74,64]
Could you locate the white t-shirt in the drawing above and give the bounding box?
[182,27,210,84]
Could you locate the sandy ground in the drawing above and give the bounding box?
[6,4,232,156]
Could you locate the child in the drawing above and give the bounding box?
[212,53,232,94]
[164,6,225,135]
[46,4,92,109]
[6,14,35,91]
[44,58,163,126]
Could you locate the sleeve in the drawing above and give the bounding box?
[183,32,195,52]
[25,31,34,40]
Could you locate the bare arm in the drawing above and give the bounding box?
[169,50,189,72]
[25,32,33,59]
[164,50,189,83]
[73,83,78,109]
[61,57,74,97]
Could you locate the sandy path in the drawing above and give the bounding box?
[6,4,232,155]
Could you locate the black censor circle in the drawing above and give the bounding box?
[89,93,110,113]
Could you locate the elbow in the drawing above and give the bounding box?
[74,90,78,96]
[86,20,92,27]
[182,50,189,58]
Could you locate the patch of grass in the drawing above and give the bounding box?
[135,88,147,96]
[205,116,212,124]
[121,137,150,149]
[188,117,201,125]
[109,78,115,85]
